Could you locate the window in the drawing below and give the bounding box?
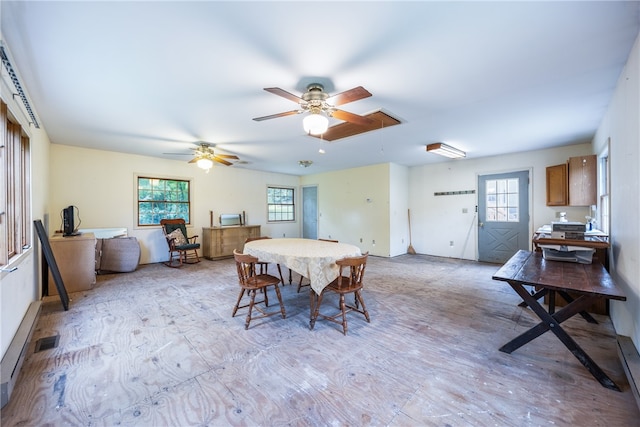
[599,150,610,234]
[267,186,295,222]
[137,177,191,226]
[1,100,31,266]
[485,178,519,222]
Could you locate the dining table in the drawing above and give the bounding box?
[243,238,362,319]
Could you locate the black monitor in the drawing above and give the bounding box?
[63,205,77,236]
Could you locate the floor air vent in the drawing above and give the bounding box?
[34,335,59,353]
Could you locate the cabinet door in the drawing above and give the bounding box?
[568,155,597,206]
[546,163,568,206]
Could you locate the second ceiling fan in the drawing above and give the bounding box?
[252,83,373,135]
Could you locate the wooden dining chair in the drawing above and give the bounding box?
[232,249,286,329]
[160,218,201,268]
[244,236,287,285]
[297,239,339,293]
[310,252,370,335]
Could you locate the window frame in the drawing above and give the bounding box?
[1,99,32,266]
[136,175,193,227]
[598,144,610,235]
[267,186,296,223]
[484,177,520,223]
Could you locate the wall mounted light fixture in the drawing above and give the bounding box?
[426,142,466,159]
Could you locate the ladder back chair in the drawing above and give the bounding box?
[233,249,286,330]
[160,218,201,268]
[310,252,370,335]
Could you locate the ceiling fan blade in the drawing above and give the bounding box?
[327,86,372,106]
[216,154,239,159]
[252,110,301,121]
[188,158,199,163]
[213,156,232,166]
[331,109,374,126]
[264,87,303,103]
[163,152,192,155]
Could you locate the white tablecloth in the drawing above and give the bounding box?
[243,238,361,294]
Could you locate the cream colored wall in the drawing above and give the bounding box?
[300,163,392,257]
[593,32,640,349]
[49,145,301,264]
[0,83,51,356]
[409,143,594,260]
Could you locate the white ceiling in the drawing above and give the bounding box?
[2,1,639,176]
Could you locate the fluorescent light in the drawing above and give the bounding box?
[426,143,466,159]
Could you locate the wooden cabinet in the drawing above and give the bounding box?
[48,233,97,295]
[545,155,596,206]
[568,155,597,206]
[201,225,261,260]
[546,163,568,206]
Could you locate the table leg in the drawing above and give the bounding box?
[309,290,318,329]
[518,287,548,307]
[502,281,621,391]
[556,290,598,324]
[518,287,596,324]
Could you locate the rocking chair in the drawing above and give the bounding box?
[160,218,201,267]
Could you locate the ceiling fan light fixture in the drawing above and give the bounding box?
[303,112,329,135]
[299,160,313,168]
[196,157,214,172]
[426,142,466,159]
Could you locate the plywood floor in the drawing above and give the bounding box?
[1,254,638,426]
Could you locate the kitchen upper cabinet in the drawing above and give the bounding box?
[546,163,568,206]
[568,155,597,206]
[545,154,597,207]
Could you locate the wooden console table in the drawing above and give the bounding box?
[201,225,261,260]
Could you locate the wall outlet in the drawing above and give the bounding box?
[450,241,454,247]
[462,208,468,213]
[283,233,286,237]
[360,238,363,243]
[372,240,376,245]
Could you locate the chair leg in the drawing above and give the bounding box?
[232,289,246,317]
[273,284,286,319]
[296,275,307,293]
[165,250,183,268]
[355,290,370,323]
[339,294,348,335]
[245,290,257,330]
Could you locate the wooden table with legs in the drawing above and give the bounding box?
[243,238,362,320]
[492,250,626,391]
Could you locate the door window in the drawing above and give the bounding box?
[486,178,519,222]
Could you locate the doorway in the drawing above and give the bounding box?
[302,185,318,239]
[477,170,530,263]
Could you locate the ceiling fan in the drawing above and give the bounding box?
[252,83,374,135]
[165,142,239,171]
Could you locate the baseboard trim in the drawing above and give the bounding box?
[1,301,41,408]
[617,335,640,411]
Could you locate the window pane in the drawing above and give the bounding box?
[267,186,295,222]
[137,177,191,226]
[486,177,519,222]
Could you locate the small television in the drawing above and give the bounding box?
[63,205,79,236]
